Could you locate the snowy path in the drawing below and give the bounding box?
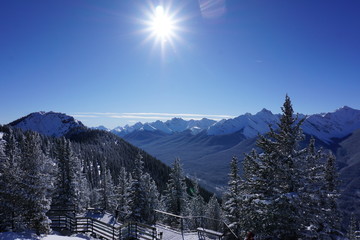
[156,225,199,240]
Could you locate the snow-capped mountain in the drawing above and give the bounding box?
[303,106,360,143]
[113,106,360,144]
[111,118,217,136]
[92,125,110,131]
[207,108,280,137]
[9,111,85,137]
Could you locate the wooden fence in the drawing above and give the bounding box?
[48,213,158,240]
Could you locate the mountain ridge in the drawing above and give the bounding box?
[104,106,360,144]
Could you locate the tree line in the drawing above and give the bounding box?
[0,96,358,239]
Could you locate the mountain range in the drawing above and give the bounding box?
[6,106,360,220]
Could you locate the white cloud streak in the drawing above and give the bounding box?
[72,112,235,121]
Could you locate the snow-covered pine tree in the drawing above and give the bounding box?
[205,195,223,231]
[348,213,359,240]
[97,166,117,213]
[320,151,342,238]
[188,180,205,229]
[142,172,160,224]
[128,152,147,223]
[301,137,326,238]
[163,158,189,226]
[53,138,89,212]
[0,129,24,231]
[20,131,53,235]
[189,180,205,217]
[223,156,242,238]
[241,95,307,239]
[115,167,131,222]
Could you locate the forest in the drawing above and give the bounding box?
[0,97,357,239]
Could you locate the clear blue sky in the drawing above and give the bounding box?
[1,0,360,128]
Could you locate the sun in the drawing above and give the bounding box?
[150,6,174,40]
[141,3,184,52]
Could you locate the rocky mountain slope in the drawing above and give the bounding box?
[9,111,85,137]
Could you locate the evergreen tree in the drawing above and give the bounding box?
[128,152,147,223]
[142,172,160,224]
[189,180,205,217]
[240,95,307,239]
[20,131,53,235]
[348,213,358,240]
[188,180,205,229]
[53,138,89,212]
[0,129,24,231]
[301,137,328,239]
[115,167,131,222]
[163,158,189,226]
[101,168,117,212]
[320,151,342,238]
[205,195,223,231]
[223,156,242,237]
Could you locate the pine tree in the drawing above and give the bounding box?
[205,195,223,231]
[223,156,242,237]
[163,158,189,226]
[115,167,131,222]
[240,95,307,239]
[0,129,24,231]
[189,180,205,217]
[142,172,160,224]
[188,180,205,229]
[20,131,53,235]
[128,152,147,223]
[320,151,342,238]
[53,138,89,212]
[164,158,189,215]
[348,213,358,240]
[301,137,327,238]
[101,169,117,212]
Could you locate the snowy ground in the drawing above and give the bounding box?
[77,211,120,227]
[156,225,199,240]
[0,231,98,240]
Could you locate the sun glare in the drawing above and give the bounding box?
[151,6,174,40]
[140,3,185,53]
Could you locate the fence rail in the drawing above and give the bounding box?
[48,213,158,240]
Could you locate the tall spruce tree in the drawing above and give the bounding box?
[163,158,189,226]
[301,138,321,238]
[320,151,342,238]
[142,172,160,224]
[206,195,223,231]
[53,138,89,212]
[164,158,189,215]
[128,152,147,223]
[241,95,307,239]
[189,180,205,218]
[223,156,242,238]
[20,131,53,235]
[115,167,131,222]
[0,129,24,231]
[101,169,117,212]
[348,213,358,240]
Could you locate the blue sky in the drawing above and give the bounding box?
[1,0,360,128]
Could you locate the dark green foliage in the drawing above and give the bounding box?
[163,158,189,226]
[68,129,171,192]
[231,96,343,239]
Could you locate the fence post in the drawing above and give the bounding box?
[181,218,184,235]
[128,223,131,238]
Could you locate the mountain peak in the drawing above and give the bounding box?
[9,111,85,137]
[336,105,355,112]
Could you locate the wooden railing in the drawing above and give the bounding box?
[48,213,158,240]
